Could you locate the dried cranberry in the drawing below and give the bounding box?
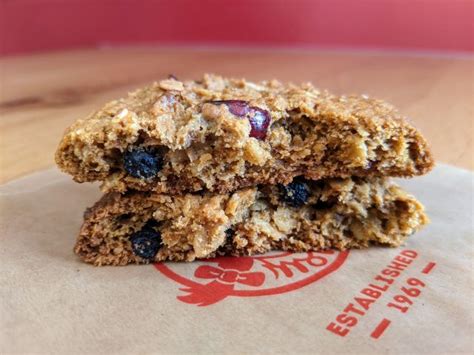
[248,107,271,140]
[208,100,271,140]
[211,100,249,116]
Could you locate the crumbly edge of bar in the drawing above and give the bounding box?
[74,177,428,266]
[56,74,434,194]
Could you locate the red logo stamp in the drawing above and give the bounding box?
[154,250,349,306]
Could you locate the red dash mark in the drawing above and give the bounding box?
[371,319,391,339]
[422,262,436,274]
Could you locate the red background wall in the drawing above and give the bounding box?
[1,0,473,56]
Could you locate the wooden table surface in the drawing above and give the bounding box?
[0,48,472,183]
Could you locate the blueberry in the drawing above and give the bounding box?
[225,228,235,239]
[123,148,162,179]
[279,181,310,207]
[129,226,162,260]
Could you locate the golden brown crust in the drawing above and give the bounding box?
[56,74,434,194]
[74,177,428,266]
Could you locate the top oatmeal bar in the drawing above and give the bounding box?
[55,74,433,194]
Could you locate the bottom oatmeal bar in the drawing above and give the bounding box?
[75,177,428,266]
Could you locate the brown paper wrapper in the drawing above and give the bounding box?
[0,164,472,354]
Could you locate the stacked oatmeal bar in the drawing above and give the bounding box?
[55,74,433,266]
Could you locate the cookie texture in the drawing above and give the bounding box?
[56,74,433,194]
[74,177,428,266]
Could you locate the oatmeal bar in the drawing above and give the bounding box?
[75,177,428,266]
[56,74,433,194]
